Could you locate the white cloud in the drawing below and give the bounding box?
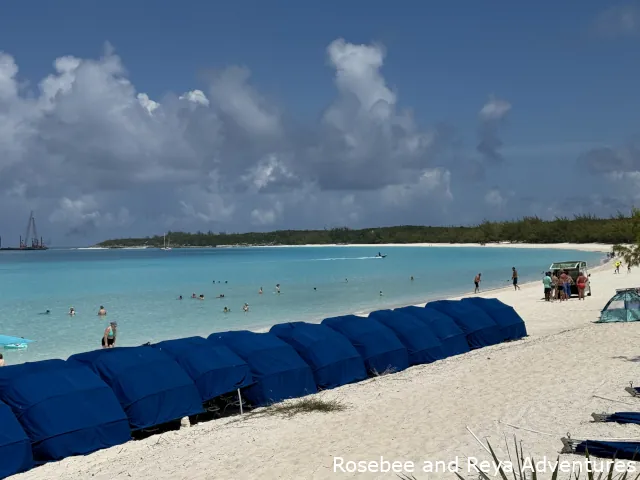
[484,188,506,208]
[0,39,534,244]
[208,66,280,136]
[250,201,284,226]
[381,167,452,207]
[179,89,210,107]
[479,95,511,121]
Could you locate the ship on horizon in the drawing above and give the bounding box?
[0,211,48,251]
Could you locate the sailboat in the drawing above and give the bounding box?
[161,233,172,251]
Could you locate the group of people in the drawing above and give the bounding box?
[542,270,588,301]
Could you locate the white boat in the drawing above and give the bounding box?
[161,233,172,251]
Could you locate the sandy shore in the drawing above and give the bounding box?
[255,242,614,253]
[13,251,640,480]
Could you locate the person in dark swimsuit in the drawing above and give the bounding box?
[511,267,520,290]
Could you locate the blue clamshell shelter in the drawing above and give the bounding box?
[270,322,367,389]
[460,297,527,340]
[321,315,409,374]
[570,440,640,461]
[394,306,470,357]
[208,330,317,406]
[0,359,130,463]
[0,399,33,478]
[152,336,253,402]
[68,347,203,430]
[368,310,445,365]
[426,300,504,348]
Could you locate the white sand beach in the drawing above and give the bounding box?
[14,247,640,480]
[261,242,614,252]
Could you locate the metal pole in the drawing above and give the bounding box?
[237,388,243,415]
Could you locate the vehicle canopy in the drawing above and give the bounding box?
[549,261,589,280]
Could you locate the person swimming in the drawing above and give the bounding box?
[178,295,183,300]
[98,306,107,316]
[216,294,225,298]
[191,293,197,299]
[410,276,414,281]
[313,287,317,291]
[39,309,51,315]
[223,307,230,313]
[379,291,383,296]
[69,307,76,316]
[258,287,263,294]
[199,294,205,300]
[242,303,249,312]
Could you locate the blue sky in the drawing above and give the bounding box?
[0,1,638,244]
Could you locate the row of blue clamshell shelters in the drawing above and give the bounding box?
[0,297,526,479]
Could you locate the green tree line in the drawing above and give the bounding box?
[96,211,640,248]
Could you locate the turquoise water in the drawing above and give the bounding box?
[0,246,604,365]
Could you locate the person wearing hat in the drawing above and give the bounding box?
[102,321,117,348]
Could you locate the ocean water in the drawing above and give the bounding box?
[0,246,604,365]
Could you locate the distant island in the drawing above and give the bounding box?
[95,213,639,248]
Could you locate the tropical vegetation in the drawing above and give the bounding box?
[96,211,640,248]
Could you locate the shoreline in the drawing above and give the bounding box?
[88,242,615,253]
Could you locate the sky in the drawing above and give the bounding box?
[0,1,639,246]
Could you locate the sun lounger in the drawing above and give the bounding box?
[591,412,640,425]
[625,382,640,397]
[561,437,640,460]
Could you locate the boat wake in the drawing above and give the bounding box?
[310,256,384,261]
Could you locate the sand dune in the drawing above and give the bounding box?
[14,252,640,480]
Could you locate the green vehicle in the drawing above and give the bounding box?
[549,261,591,297]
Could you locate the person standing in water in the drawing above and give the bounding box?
[69,307,76,316]
[276,284,281,294]
[102,321,117,348]
[98,305,107,316]
[511,267,520,291]
[258,287,263,294]
[474,273,481,293]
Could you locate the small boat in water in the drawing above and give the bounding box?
[375,252,387,258]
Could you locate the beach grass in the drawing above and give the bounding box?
[250,397,347,419]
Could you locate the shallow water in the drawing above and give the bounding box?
[0,246,604,365]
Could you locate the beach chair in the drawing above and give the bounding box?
[591,412,640,425]
[561,437,640,460]
[625,381,640,397]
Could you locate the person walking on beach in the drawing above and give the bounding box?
[474,273,481,293]
[615,261,621,274]
[576,271,588,300]
[542,272,552,301]
[102,321,117,348]
[511,267,520,291]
